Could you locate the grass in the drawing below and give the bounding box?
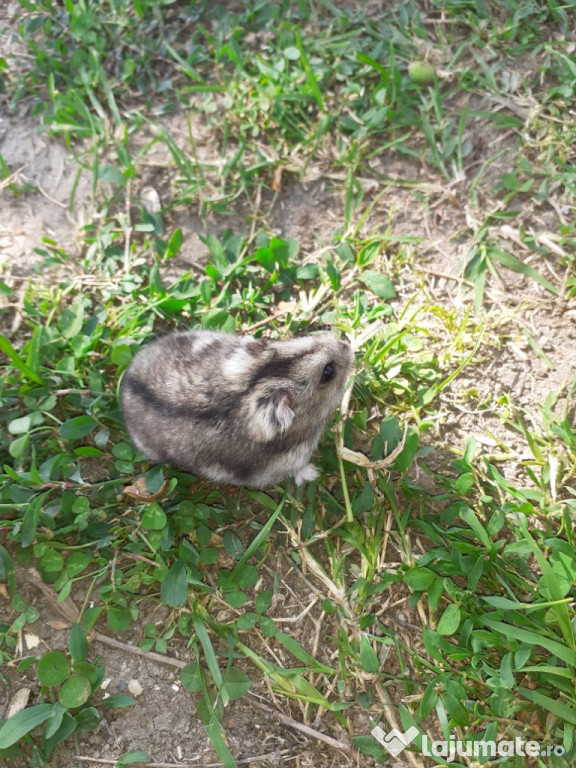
[1,1,576,766]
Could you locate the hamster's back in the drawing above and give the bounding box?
[121,329,352,487]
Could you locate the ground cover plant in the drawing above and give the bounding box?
[0,1,575,767]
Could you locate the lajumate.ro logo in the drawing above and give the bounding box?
[371,723,567,762]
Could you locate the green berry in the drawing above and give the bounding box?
[408,61,435,85]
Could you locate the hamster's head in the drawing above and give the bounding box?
[244,333,354,443]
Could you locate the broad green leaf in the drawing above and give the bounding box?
[237,612,258,631]
[0,703,53,748]
[112,442,133,460]
[141,503,167,531]
[116,751,151,766]
[40,548,64,573]
[284,45,300,60]
[255,590,273,613]
[75,707,100,732]
[9,434,29,459]
[69,623,88,663]
[73,661,98,686]
[58,301,85,339]
[161,561,188,607]
[437,604,461,636]
[42,710,76,752]
[44,701,65,739]
[98,163,125,185]
[181,662,204,692]
[112,343,133,367]
[58,416,98,441]
[403,568,436,591]
[353,734,387,760]
[234,563,258,589]
[0,545,16,595]
[224,590,246,608]
[21,492,50,548]
[458,505,491,548]
[9,415,31,435]
[74,446,103,457]
[107,605,133,632]
[454,472,474,494]
[66,552,92,579]
[442,690,469,725]
[357,270,396,299]
[166,228,183,259]
[144,466,165,495]
[36,651,70,686]
[359,635,380,673]
[100,695,136,708]
[222,667,251,700]
[59,674,91,708]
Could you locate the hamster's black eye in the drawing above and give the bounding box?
[321,362,334,382]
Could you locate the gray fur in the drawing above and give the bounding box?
[121,330,353,488]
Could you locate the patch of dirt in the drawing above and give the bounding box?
[0,109,94,277]
[0,560,390,768]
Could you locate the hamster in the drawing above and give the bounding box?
[120,330,353,489]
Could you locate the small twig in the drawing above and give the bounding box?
[53,388,91,395]
[274,597,318,624]
[25,569,188,668]
[0,163,27,190]
[93,632,188,669]
[338,421,409,472]
[246,697,351,752]
[419,267,475,289]
[35,178,70,208]
[243,308,291,333]
[75,752,296,767]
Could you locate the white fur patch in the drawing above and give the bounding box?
[293,463,319,485]
[274,393,295,433]
[223,348,258,386]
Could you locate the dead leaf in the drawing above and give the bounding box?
[140,186,162,213]
[24,632,40,650]
[7,688,31,718]
[271,165,283,192]
[124,474,168,501]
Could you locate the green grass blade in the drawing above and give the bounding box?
[231,492,287,576]
[193,616,223,691]
[487,247,558,295]
[0,333,45,384]
[518,687,576,726]
[482,619,576,667]
[295,29,324,111]
[205,723,237,768]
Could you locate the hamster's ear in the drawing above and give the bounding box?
[253,388,295,441]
